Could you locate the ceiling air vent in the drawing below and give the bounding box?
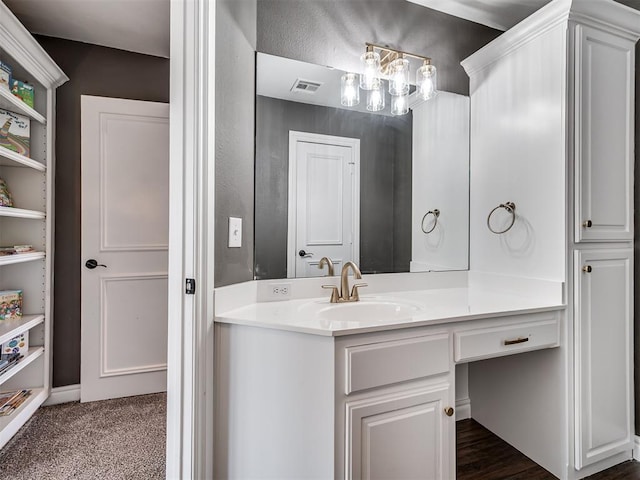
[290,78,323,94]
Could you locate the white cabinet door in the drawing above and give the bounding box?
[574,25,635,242]
[345,384,454,480]
[574,249,633,469]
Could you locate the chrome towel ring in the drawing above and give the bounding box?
[487,202,516,234]
[421,209,440,234]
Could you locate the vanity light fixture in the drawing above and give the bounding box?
[340,73,360,107]
[366,77,385,112]
[391,92,409,116]
[360,45,381,90]
[342,43,438,115]
[416,60,438,100]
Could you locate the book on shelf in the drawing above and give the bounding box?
[0,389,31,416]
[0,61,11,92]
[0,245,35,256]
[11,80,34,109]
[0,351,22,375]
[0,289,22,321]
[0,108,30,157]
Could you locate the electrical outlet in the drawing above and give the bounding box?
[269,283,291,299]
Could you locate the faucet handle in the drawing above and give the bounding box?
[322,285,340,303]
[350,283,368,301]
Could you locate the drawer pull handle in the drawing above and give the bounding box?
[583,220,593,228]
[444,407,455,417]
[504,337,529,346]
[583,265,592,273]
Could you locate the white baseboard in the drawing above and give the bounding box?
[43,384,80,406]
[634,435,640,461]
[456,397,471,421]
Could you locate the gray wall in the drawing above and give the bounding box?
[215,0,257,287]
[254,96,412,279]
[33,36,170,388]
[257,0,501,97]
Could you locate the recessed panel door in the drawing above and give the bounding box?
[574,25,634,242]
[346,384,454,480]
[288,133,360,278]
[574,249,633,469]
[80,96,169,402]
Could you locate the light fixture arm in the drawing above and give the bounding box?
[365,42,432,65]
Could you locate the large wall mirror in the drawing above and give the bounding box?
[254,52,469,280]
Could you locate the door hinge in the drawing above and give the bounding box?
[186,278,196,295]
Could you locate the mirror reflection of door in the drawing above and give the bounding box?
[287,131,360,278]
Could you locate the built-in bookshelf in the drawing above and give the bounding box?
[0,0,67,450]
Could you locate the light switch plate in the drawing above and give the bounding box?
[228,217,242,248]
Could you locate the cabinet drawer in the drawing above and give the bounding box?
[345,334,449,395]
[454,313,559,363]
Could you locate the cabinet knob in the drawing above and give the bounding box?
[583,220,593,228]
[444,407,454,417]
[583,265,592,273]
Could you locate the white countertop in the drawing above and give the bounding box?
[214,286,566,336]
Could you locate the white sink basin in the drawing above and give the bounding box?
[299,297,424,324]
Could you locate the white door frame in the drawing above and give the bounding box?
[287,131,361,278]
[167,0,215,478]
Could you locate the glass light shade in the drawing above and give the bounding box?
[388,58,410,96]
[341,73,360,107]
[360,50,381,90]
[391,92,409,116]
[366,78,385,112]
[416,63,438,100]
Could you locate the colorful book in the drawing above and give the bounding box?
[11,80,34,109]
[0,290,22,321]
[0,61,11,92]
[0,389,31,416]
[0,108,30,157]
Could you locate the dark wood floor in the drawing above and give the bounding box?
[457,419,640,480]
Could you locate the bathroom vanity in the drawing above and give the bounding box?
[214,273,564,479]
[213,0,640,478]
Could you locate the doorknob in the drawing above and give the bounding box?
[85,259,107,269]
[298,250,313,258]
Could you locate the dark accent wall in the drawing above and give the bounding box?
[257,0,501,97]
[34,36,169,388]
[254,96,412,279]
[214,0,257,287]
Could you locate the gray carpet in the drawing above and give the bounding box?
[0,393,166,479]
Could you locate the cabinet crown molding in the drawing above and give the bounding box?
[0,1,68,88]
[461,0,640,77]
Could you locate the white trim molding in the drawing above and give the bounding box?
[166,0,215,478]
[455,397,471,421]
[634,436,640,461]
[43,384,81,406]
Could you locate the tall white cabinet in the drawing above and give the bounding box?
[462,0,639,477]
[0,1,67,448]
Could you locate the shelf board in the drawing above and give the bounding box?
[0,251,45,266]
[0,347,44,387]
[0,88,46,124]
[0,387,46,449]
[0,146,45,171]
[0,314,44,345]
[0,206,45,219]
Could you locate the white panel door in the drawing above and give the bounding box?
[574,249,633,469]
[80,96,169,402]
[288,132,360,278]
[574,25,634,242]
[346,384,454,480]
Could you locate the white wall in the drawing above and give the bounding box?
[411,92,470,272]
[466,22,567,281]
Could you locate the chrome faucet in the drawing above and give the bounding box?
[318,257,334,276]
[322,261,367,303]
